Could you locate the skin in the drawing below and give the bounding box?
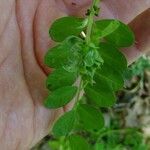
[0,0,149,149]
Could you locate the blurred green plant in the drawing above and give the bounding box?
[124,55,150,80]
[48,127,148,150]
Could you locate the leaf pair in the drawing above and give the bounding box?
[49,16,134,48]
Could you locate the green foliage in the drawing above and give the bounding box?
[97,66,124,91]
[77,104,104,131]
[85,76,116,107]
[95,19,135,47]
[48,128,148,150]
[46,68,77,91]
[124,55,150,80]
[95,20,120,38]
[44,0,135,149]
[52,110,76,137]
[69,135,90,150]
[49,16,85,42]
[98,42,127,72]
[44,86,77,108]
[44,36,83,68]
[48,137,70,150]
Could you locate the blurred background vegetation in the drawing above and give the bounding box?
[32,54,150,150]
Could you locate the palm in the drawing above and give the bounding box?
[0,0,149,149]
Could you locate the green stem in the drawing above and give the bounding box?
[85,0,100,44]
[74,0,100,108]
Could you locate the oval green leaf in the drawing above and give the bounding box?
[44,36,83,68]
[44,86,77,108]
[85,76,116,107]
[77,104,104,131]
[44,44,71,68]
[46,68,78,91]
[96,19,135,47]
[52,110,76,137]
[98,42,127,73]
[93,20,120,39]
[69,135,90,150]
[96,64,124,91]
[49,16,85,42]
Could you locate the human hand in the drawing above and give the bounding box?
[0,0,149,149]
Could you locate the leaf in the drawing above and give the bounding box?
[44,86,77,108]
[69,135,90,150]
[93,20,120,39]
[52,110,76,137]
[49,16,85,42]
[46,68,78,91]
[44,36,82,68]
[95,43,125,91]
[97,64,124,91]
[94,143,105,150]
[44,45,71,68]
[48,141,60,149]
[85,76,116,107]
[96,19,135,47]
[77,104,104,131]
[84,50,103,67]
[98,42,127,73]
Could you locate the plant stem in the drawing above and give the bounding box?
[74,0,100,107]
[85,0,100,44]
[74,77,83,107]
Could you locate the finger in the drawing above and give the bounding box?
[34,0,67,74]
[122,8,150,64]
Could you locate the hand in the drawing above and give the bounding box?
[0,0,149,149]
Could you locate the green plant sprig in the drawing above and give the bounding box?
[85,0,100,44]
[44,0,135,149]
